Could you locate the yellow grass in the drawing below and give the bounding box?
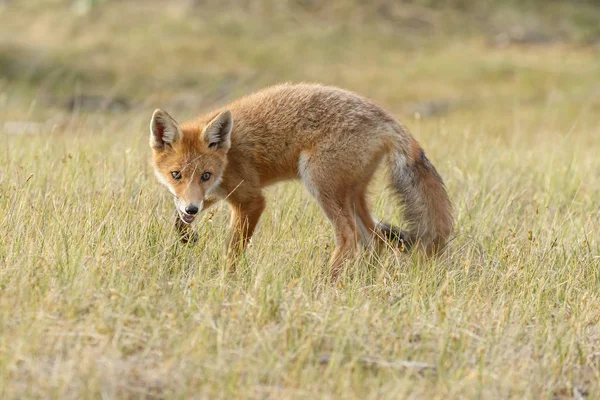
[1,1,599,398]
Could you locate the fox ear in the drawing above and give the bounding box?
[150,109,182,150]
[202,110,233,152]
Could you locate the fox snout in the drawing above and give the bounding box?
[185,204,199,215]
[174,198,203,224]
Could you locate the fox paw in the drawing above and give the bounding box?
[376,222,413,252]
[179,231,199,244]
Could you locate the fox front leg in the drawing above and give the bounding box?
[225,196,266,271]
[175,212,199,244]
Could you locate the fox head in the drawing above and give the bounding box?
[150,109,232,224]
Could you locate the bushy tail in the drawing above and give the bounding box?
[383,140,453,255]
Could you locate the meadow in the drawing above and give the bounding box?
[1,1,599,398]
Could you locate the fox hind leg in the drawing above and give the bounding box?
[299,152,364,281]
[322,199,361,281]
[350,158,413,253]
[353,192,377,247]
[353,190,412,253]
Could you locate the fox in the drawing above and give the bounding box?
[149,83,453,278]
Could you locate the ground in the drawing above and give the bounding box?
[0,1,599,398]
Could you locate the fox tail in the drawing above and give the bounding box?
[379,131,454,255]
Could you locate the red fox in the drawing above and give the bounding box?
[150,83,453,278]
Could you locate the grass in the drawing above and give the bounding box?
[1,1,600,398]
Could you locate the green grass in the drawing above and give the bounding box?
[1,1,600,398]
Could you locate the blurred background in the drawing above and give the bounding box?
[1,0,599,128]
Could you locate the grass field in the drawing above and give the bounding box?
[1,1,600,398]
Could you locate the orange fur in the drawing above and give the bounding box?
[150,83,453,279]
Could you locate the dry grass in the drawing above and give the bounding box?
[1,1,600,398]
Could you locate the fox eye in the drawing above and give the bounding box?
[171,171,182,181]
[201,172,212,182]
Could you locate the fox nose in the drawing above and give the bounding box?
[185,205,199,215]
